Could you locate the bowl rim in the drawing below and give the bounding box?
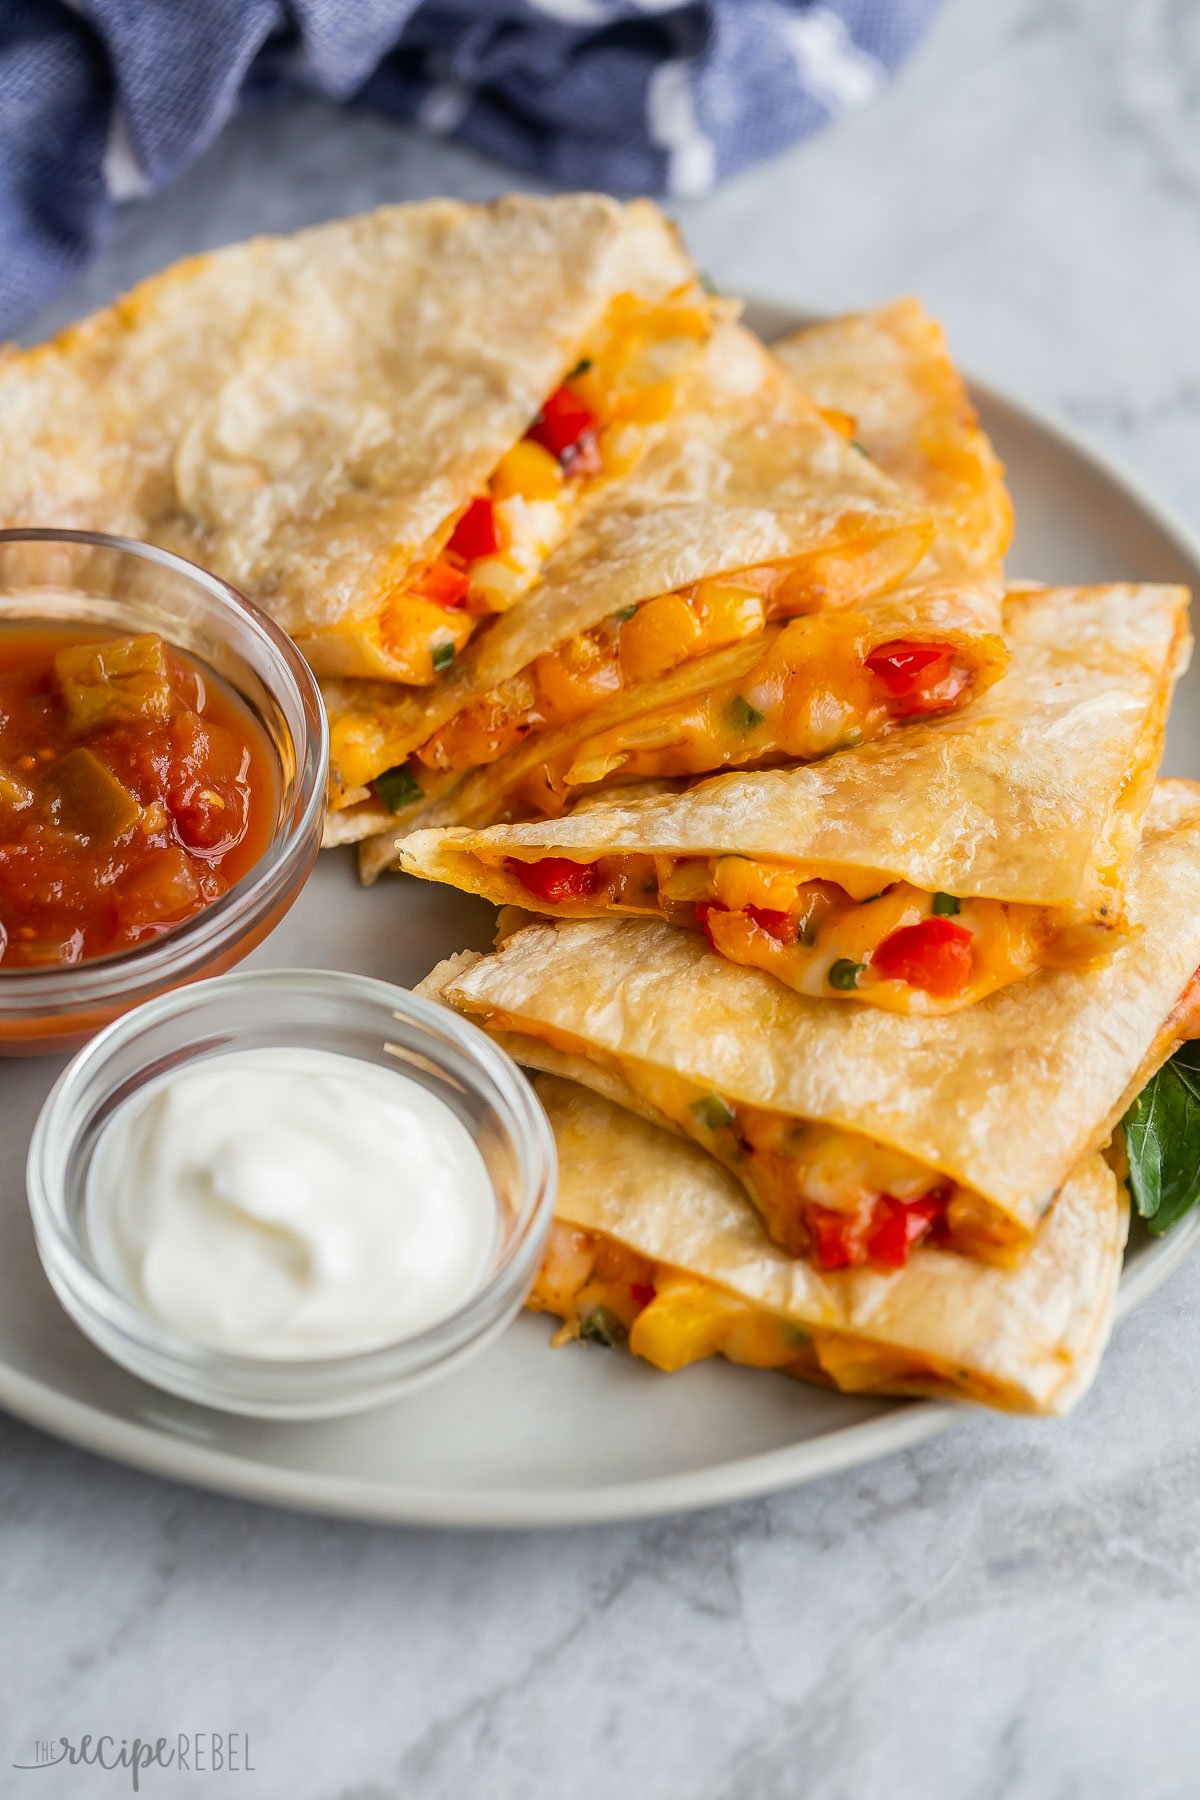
[26,967,559,1412]
[0,527,328,1011]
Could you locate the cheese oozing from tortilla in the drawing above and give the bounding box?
[442,610,991,825]
[342,522,940,813]
[470,1006,1021,1270]
[529,1219,1018,1403]
[318,286,713,684]
[489,852,1114,1014]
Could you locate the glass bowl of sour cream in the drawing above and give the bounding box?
[26,968,558,1417]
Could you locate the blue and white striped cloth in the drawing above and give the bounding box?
[0,0,938,334]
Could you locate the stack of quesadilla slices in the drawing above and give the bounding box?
[390,283,1195,1418]
[4,199,1195,1417]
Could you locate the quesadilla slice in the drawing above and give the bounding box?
[417,781,1200,1272]
[775,298,1014,574]
[351,573,1003,856]
[531,1076,1126,1415]
[0,195,712,682]
[396,583,1190,1012]
[324,321,941,839]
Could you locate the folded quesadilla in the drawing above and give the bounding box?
[417,780,1200,1271]
[348,572,1005,858]
[531,1075,1126,1414]
[0,195,712,682]
[396,583,1190,1012]
[775,298,1014,575]
[323,321,943,841]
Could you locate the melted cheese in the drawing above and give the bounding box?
[498,617,977,820]
[480,1008,1021,1265]
[529,1219,1008,1403]
[483,851,1107,1016]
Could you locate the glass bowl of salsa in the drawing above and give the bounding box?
[0,529,327,1052]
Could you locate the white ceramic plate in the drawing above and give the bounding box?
[3,302,1200,1528]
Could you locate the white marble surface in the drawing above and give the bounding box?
[6,1,1200,1793]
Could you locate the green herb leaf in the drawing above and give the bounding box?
[615,604,639,623]
[851,439,870,458]
[372,765,422,812]
[1123,1042,1200,1235]
[579,1306,624,1347]
[828,958,865,991]
[431,641,455,673]
[692,1092,735,1132]
[932,892,961,917]
[568,357,593,379]
[729,695,764,731]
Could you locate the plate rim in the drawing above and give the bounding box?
[4,295,1200,1529]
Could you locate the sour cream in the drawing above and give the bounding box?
[86,1047,497,1359]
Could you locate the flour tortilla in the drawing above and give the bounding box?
[775,297,1013,572]
[0,195,703,673]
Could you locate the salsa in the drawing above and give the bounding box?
[0,626,277,969]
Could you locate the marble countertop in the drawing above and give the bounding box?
[6,1,1200,1794]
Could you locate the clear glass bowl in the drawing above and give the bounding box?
[27,969,558,1418]
[0,529,327,1053]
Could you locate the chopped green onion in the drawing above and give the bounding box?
[431,641,455,673]
[372,765,422,812]
[692,1092,735,1132]
[851,439,870,458]
[828,959,865,991]
[932,892,961,916]
[729,695,764,731]
[616,604,638,623]
[579,1306,624,1347]
[568,357,594,379]
[700,272,719,296]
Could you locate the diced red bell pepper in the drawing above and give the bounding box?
[809,1191,946,1272]
[872,915,974,997]
[864,1194,945,1268]
[693,898,727,951]
[505,855,602,906]
[808,1207,868,1271]
[865,639,960,716]
[447,497,500,562]
[413,559,470,609]
[526,384,600,473]
[630,1281,657,1311]
[745,904,798,945]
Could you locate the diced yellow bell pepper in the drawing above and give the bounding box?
[490,439,564,503]
[628,1276,747,1373]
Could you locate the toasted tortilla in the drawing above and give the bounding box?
[323,321,935,821]
[535,1075,1126,1414]
[775,298,1013,572]
[417,781,1200,1249]
[356,567,1006,874]
[0,195,705,676]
